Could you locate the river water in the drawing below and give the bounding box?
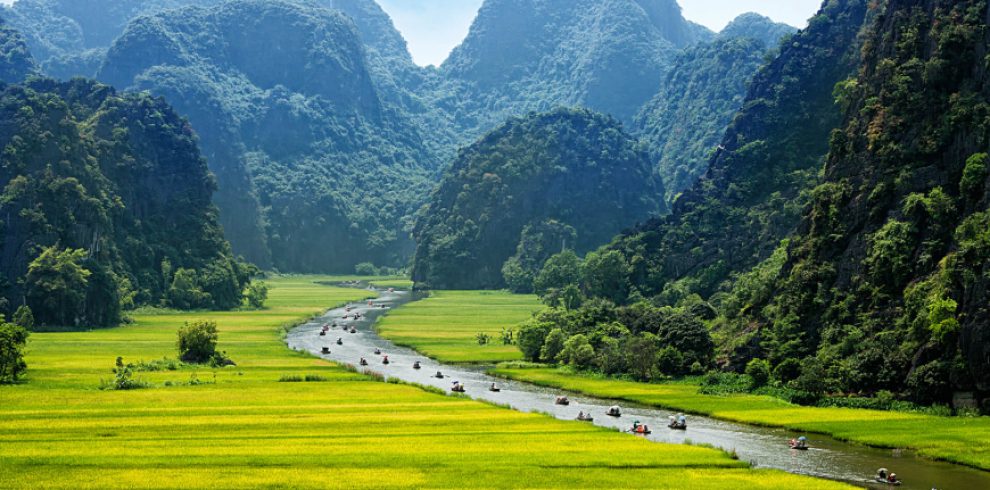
[284,287,990,490]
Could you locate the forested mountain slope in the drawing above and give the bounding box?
[98,0,440,272]
[603,0,869,302]
[0,16,38,83]
[436,0,712,139]
[638,13,796,200]
[412,109,664,290]
[726,0,990,403]
[0,77,251,327]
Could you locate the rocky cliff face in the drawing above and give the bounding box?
[637,13,796,201]
[610,0,869,301]
[0,77,245,326]
[747,0,990,401]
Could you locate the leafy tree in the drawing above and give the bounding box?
[540,328,567,364]
[534,251,583,297]
[960,153,988,204]
[168,269,210,310]
[557,334,595,369]
[355,263,379,276]
[656,346,686,375]
[177,320,219,364]
[0,323,28,383]
[12,306,34,330]
[517,320,551,362]
[595,337,627,375]
[745,358,771,388]
[624,333,659,381]
[502,221,577,293]
[244,281,269,309]
[581,250,631,304]
[24,247,91,327]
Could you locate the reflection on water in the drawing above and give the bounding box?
[285,287,990,490]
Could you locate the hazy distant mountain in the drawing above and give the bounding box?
[638,13,796,201]
[605,0,869,301]
[99,0,440,271]
[435,0,712,139]
[0,15,38,83]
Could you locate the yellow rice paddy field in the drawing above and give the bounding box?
[0,277,851,489]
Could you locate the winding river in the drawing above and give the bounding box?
[285,286,990,490]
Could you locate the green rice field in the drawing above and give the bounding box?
[0,277,849,489]
[374,290,542,363]
[490,367,990,471]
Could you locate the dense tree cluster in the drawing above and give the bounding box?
[0,77,254,327]
[411,109,664,290]
[724,0,990,407]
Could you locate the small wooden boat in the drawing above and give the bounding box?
[668,416,687,430]
[374,349,382,355]
[359,358,368,366]
[349,327,357,334]
[413,361,421,370]
[489,384,501,393]
[451,383,466,393]
[336,338,343,345]
[555,396,570,406]
[382,356,390,365]
[576,413,593,422]
[435,371,445,379]
[319,331,326,336]
[606,406,621,417]
[321,347,330,354]
[874,478,902,486]
[789,437,809,450]
[630,424,651,435]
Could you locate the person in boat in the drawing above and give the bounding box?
[678,414,686,425]
[436,371,444,379]
[382,355,389,364]
[578,411,585,419]
[413,361,421,369]
[374,348,382,355]
[632,421,640,431]
[490,383,499,391]
[877,468,888,481]
[359,357,368,366]
[888,473,898,484]
[336,337,343,345]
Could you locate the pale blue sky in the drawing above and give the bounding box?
[379,0,824,66]
[0,0,824,66]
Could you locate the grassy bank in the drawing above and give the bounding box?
[0,277,848,489]
[490,367,990,471]
[374,290,541,363]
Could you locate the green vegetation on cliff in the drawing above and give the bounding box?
[412,108,664,290]
[0,77,252,327]
[638,14,796,201]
